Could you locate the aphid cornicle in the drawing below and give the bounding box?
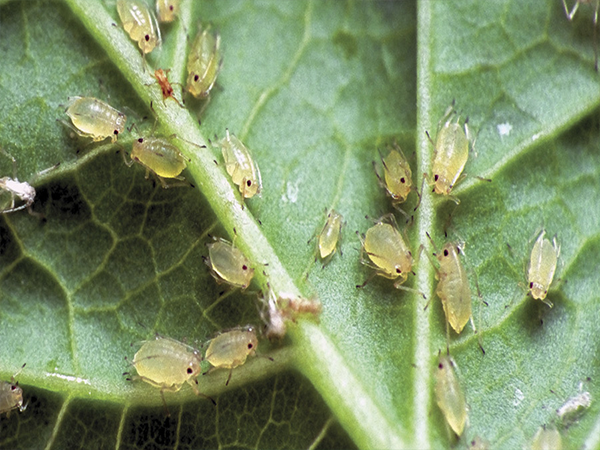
[527,230,560,307]
[425,105,471,204]
[374,145,414,206]
[434,354,467,437]
[0,365,27,417]
[125,136,189,188]
[531,425,562,450]
[129,336,211,413]
[156,0,179,23]
[204,326,259,386]
[204,236,255,289]
[117,0,161,56]
[63,97,127,143]
[217,129,262,200]
[315,210,343,262]
[357,214,415,291]
[186,25,222,99]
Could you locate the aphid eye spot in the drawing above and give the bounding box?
[114,130,119,135]
[186,368,193,374]
[434,174,439,182]
[10,385,16,391]
[194,74,199,82]
[443,249,449,257]
[169,5,174,10]
[242,264,248,271]
[247,343,253,349]
[145,34,150,42]
[529,282,534,288]
[400,177,405,183]
[395,267,402,274]
[138,138,144,143]
[438,363,444,369]
[247,180,252,187]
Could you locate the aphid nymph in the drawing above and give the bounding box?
[117,0,161,58]
[128,336,211,414]
[216,129,262,201]
[156,0,179,23]
[310,209,343,263]
[186,25,222,99]
[0,364,27,417]
[374,144,414,206]
[203,236,255,290]
[62,96,127,144]
[531,425,562,450]
[527,230,560,307]
[434,353,467,437]
[204,326,259,386]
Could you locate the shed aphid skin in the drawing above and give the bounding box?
[150,69,184,108]
[62,97,127,144]
[127,336,213,415]
[425,104,471,205]
[203,236,255,289]
[425,233,485,354]
[563,0,599,71]
[374,144,415,207]
[259,288,288,340]
[357,214,422,295]
[556,391,592,423]
[217,129,262,201]
[156,0,179,23]
[531,425,562,450]
[204,326,262,386]
[0,364,27,417]
[527,230,560,307]
[186,25,222,99]
[434,353,468,437]
[311,209,343,263]
[117,0,161,58]
[125,136,190,188]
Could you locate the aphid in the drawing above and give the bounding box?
[117,0,161,56]
[434,353,467,437]
[313,210,343,262]
[357,214,416,292]
[186,25,222,99]
[374,145,414,206]
[425,105,471,204]
[204,326,259,386]
[63,97,127,143]
[156,0,179,23]
[203,236,255,289]
[128,336,210,413]
[125,136,190,188]
[527,230,560,307]
[0,364,26,417]
[531,425,562,450]
[556,391,592,422]
[563,0,599,71]
[151,69,184,108]
[217,129,262,200]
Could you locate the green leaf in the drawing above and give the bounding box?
[1,0,599,449]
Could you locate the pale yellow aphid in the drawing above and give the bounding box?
[125,136,190,188]
[425,105,471,204]
[156,0,179,23]
[357,214,415,291]
[186,25,222,99]
[374,145,414,206]
[0,364,26,417]
[316,210,343,261]
[531,425,562,450]
[204,326,259,386]
[63,97,127,143]
[129,336,211,413]
[434,354,467,437]
[117,0,161,55]
[204,236,255,289]
[217,129,262,200]
[527,230,560,307]
[563,0,599,71]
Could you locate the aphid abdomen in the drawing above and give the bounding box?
[432,123,469,195]
[434,355,467,436]
[438,259,471,334]
[66,97,126,142]
[131,138,187,179]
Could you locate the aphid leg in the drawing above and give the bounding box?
[187,379,216,405]
[356,271,378,289]
[394,283,426,299]
[159,388,171,417]
[225,368,233,386]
